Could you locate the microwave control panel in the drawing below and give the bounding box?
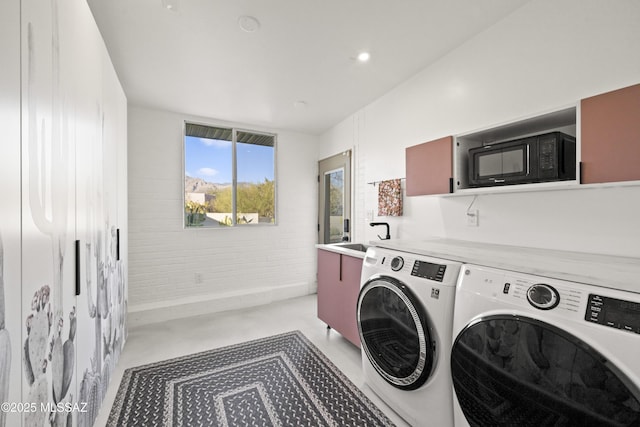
[538,135,557,171]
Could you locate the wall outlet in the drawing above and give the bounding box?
[466,210,479,227]
[366,210,374,222]
[194,273,203,284]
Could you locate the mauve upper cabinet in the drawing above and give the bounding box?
[581,83,640,184]
[406,136,453,196]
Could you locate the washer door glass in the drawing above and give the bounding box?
[357,276,433,390]
[451,315,640,426]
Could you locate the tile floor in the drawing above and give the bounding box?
[94,294,409,426]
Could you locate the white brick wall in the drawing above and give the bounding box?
[128,106,319,322]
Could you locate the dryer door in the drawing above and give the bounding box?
[451,315,640,426]
[357,276,434,390]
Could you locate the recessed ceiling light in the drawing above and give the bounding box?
[238,16,261,33]
[162,0,177,11]
[357,52,371,62]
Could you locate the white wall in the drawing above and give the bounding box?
[320,0,640,257]
[128,106,319,323]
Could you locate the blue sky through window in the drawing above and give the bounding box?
[237,142,275,183]
[185,136,274,183]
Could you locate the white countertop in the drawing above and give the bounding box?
[371,237,640,294]
[316,242,369,259]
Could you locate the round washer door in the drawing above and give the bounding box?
[357,276,434,390]
[451,315,640,426]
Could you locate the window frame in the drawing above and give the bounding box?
[183,120,278,229]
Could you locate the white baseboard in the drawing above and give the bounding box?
[127,282,315,328]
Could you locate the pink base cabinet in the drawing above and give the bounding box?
[317,249,362,347]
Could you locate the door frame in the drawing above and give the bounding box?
[318,150,352,244]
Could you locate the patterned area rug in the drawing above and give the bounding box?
[107,330,394,426]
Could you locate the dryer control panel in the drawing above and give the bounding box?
[586,294,640,335]
[411,260,446,282]
[370,247,461,286]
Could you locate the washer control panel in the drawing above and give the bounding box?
[460,265,640,336]
[586,294,640,335]
[411,260,446,282]
[468,267,584,316]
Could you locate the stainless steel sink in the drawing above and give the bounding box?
[330,242,369,252]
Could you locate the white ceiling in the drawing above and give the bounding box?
[88,0,530,135]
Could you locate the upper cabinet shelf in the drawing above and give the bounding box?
[458,107,577,146]
[454,106,577,192]
[405,82,640,197]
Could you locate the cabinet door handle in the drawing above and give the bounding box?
[116,228,120,261]
[339,255,343,282]
[75,240,81,296]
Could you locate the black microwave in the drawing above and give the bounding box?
[468,131,576,187]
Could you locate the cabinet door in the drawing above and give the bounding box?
[581,83,640,184]
[74,9,129,426]
[112,51,129,370]
[317,250,362,347]
[317,250,341,328]
[339,256,363,347]
[74,9,110,426]
[406,136,453,195]
[21,1,79,423]
[0,2,23,425]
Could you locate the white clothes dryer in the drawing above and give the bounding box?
[451,264,640,427]
[357,246,462,427]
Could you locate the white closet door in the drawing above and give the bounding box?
[73,3,107,426]
[0,1,23,425]
[21,0,78,424]
[73,3,129,426]
[100,36,129,388]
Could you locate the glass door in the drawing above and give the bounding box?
[357,277,433,390]
[451,315,640,426]
[318,151,351,244]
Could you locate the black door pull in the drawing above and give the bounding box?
[75,240,81,296]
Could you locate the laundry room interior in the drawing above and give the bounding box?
[2,0,640,426]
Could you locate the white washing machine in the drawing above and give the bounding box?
[357,246,462,426]
[451,264,640,427]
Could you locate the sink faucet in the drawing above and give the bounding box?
[342,219,350,241]
[370,222,390,240]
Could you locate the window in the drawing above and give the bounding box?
[184,123,276,228]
